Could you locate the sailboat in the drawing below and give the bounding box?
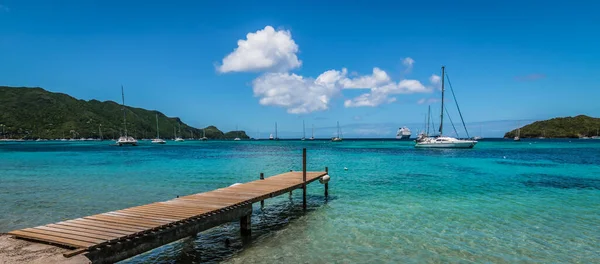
[151,113,166,144]
[331,121,342,142]
[592,128,599,139]
[514,124,521,141]
[269,133,274,140]
[200,127,208,141]
[174,124,184,142]
[234,125,241,141]
[310,124,315,140]
[271,122,279,140]
[116,86,138,146]
[415,66,477,148]
[301,120,306,141]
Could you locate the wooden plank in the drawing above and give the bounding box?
[21,228,106,244]
[112,210,186,222]
[146,203,214,213]
[84,216,160,229]
[33,226,118,241]
[122,207,200,218]
[48,223,129,237]
[95,214,168,226]
[8,230,94,248]
[105,212,181,223]
[67,219,146,233]
[101,212,173,224]
[63,248,88,258]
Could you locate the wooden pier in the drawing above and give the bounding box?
[6,149,330,264]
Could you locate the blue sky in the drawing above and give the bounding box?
[1,0,599,138]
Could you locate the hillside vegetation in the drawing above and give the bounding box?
[504,115,600,138]
[0,86,249,139]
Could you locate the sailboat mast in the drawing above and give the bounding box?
[121,85,127,137]
[439,66,445,136]
[427,105,431,136]
[337,121,340,138]
[275,122,278,139]
[312,124,314,138]
[303,120,305,138]
[155,113,160,138]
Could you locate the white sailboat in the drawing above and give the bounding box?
[174,124,184,142]
[233,125,241,141]
[331,121,342,142]
[415,66,477,148]
[116,86,138,146]
[301,120,306,141]
[592,128,599,139]
[200,127,208,141]
[151,113,166,144]
[310,124,315,140]
[514,124,521,141]
[269,133,274,140]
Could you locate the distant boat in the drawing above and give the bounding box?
[200,127,208,141]
[174,124,184,142]
[301,120,306,141]
[592,128,600,139]
[396,126,411,140]
[116,85,138,146]
[151,113,166,144]
[269,133,274,140]
[514,125,521,141]
[273,122,279,140]
[234,137,241,141]
[310,124,315,140]
[331,121,342,142]
[414,66,476,148]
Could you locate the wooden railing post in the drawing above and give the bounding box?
[302,148,307,210]
[260,172,265,208]
[325,166,329,198]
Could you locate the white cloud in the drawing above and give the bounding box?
[252,72,338,114]
[402,57,415,72]
[417,98,441,105]
[429,74,441,84]
[340,67,391,89]
[217,26,302,73]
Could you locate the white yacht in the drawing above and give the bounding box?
[269,133,274,140]
[310,124,315,140]
[415,66,476,149]
[200,128,208,141]
[115,86,138,146]
[151,113,166,144]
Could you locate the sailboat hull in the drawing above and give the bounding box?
[414,137,477,148]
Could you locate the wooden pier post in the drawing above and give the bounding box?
[303,148,307,210]
[325,166,329,198]
[289,169,293,197]
[240,214,251,236]
[260,173,265,208]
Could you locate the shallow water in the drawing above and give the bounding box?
[1,139,599,263]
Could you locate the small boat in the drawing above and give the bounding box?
[269,133,274,140]
[234,137,241,141]
[115,85,138,146]
[331,121,343,142]
[414,66,476,149]
[514,126,521,141]
[593,128,600,139]
[151,113,166,144]
[310,124,315,140]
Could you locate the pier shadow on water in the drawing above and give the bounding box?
[121,194,333,264]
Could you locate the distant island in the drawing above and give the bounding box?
[504,115,600,138]
[0,86,249,140]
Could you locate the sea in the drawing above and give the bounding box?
[1,139,599,263]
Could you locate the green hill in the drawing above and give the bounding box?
[504,115,600,138]
[0,86,249,140]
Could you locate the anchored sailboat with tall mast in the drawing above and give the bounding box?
[116,86,138,146]
[151,113,166,144]
[301,120,306,141]
[331,121,343,142]
[415,66,477,148]
[310,124,315,140]
[174,123,184,142]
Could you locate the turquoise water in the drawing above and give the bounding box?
[1,139,599,263]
